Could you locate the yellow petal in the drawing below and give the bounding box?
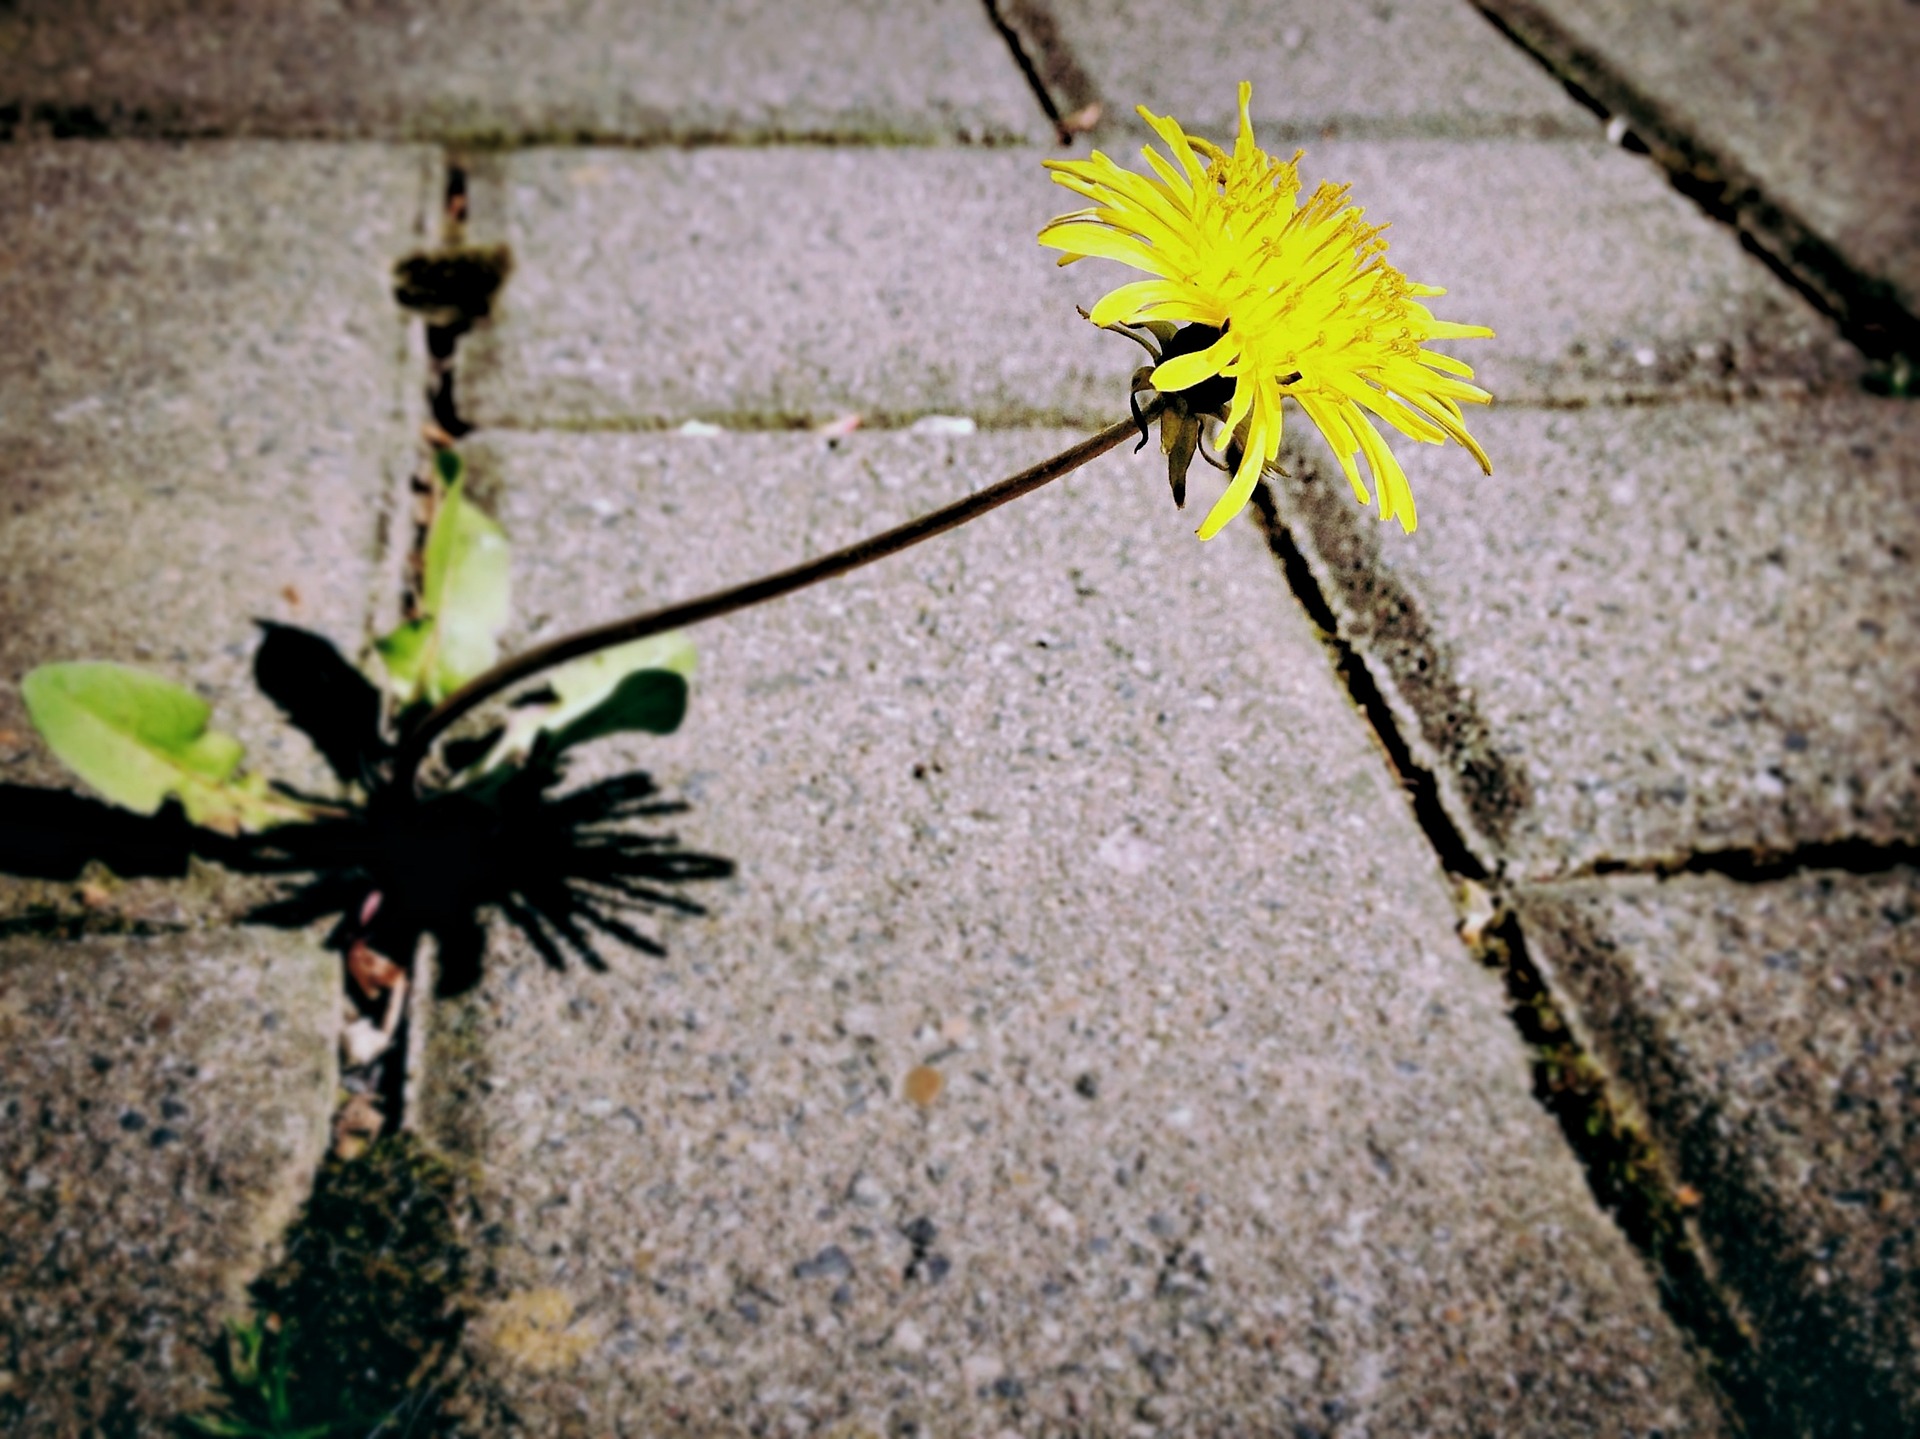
[1196,442,1266,540]
[1088,279,1215,328]
[1037,222,1168,275]
[1352,413,1416,532]
[1138,108,1212,193]
[1347,383,1449,445]
[1220,373,1253,440]
[1300,394,1372,506]
[1415,347,1477,378]
[1151,333,1239,392]
[1392,387,1494,473]
[1041,84,1493,533]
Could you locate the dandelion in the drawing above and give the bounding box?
[1039,82,1494,538]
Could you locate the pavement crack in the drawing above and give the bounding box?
[0,99,205,141]
[1254,477,1788,1431]
[393,160,512,442]
[1469,0,1918,385]
[981,0,1102,145]
[1465,902,1779,1436]
[1575,836,1920,885]
[1249,479,1487,882]
[187,1133,472,1434]
[0,909,190,941]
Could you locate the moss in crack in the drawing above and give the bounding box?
[1468,894,1691,1268]
[1460,886,1778,1431]
[189,1134,469,1438]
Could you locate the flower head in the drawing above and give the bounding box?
[1039,83,1493,538]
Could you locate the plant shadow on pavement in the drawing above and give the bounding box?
[0,622,734,996]
[2,623,732,1434]
[189,1134,469,1439]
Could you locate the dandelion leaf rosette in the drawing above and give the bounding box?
[20,661,303,834]
[1039,81,1494,538]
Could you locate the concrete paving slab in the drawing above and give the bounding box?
[1513,868,1920,1434]
[0,927,336,1436]
[0,0,1044,146]
[1000,0,1582,142]
[457,138,1858,432]
[1303,138,1861,403]
[417,428,1729,1435]
[1478,0,1920,343]
[1268,397,1920,879]
[0,142,433,814]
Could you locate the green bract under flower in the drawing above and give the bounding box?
[1040,82,1495,538]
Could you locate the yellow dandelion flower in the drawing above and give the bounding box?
[1039,82,1494,539]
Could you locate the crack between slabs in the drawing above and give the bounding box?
[180,156,484,1437]
[472,377,1857,437]
[367,154,507,1134]
[1572,836,1920,886]
[329,156,487,1150]
[1249,482,1487,882]
[1474,906,1784,1435]
[980,0,1102,145]
[1468,0,1917,389]
[0,104,1030,150]
[1249,478,1776,1436]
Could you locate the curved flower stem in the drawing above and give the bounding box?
[392,405,1162,792]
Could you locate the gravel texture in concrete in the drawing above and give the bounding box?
[0,142,432,805]
[1271,397,1920,879]
[0,0,1044,146]
[415,428,1729,1436]
[1514,869,1920,1436]
[1001,0,1582,142]
[457,137,1858,432]
[0,928,337,1436]
[1477,0,1920,335]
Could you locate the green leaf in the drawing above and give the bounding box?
[373,466,510,705]
[183,1416,258,1438]
[551,668,688,749]
[20,663,309,834]
[473,633,694,772]
[225,1316,266,1387]
[372,618,432,695]
[424,476,509,696]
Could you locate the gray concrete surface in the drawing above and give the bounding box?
[1478,0,1920,332]
[0,1,1911,1435]
[0,141,426,1431]
[0,141,433,804]
[1003,0,1580,141]
[418,428,1729,1436]
[459,137,1858,432]
[1514,869,1920,1433]
[1270,397,1920,880]
[0,928,337,1436]
[0,0,1044,147]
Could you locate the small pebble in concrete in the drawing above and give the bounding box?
[903,1064,945,1106]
